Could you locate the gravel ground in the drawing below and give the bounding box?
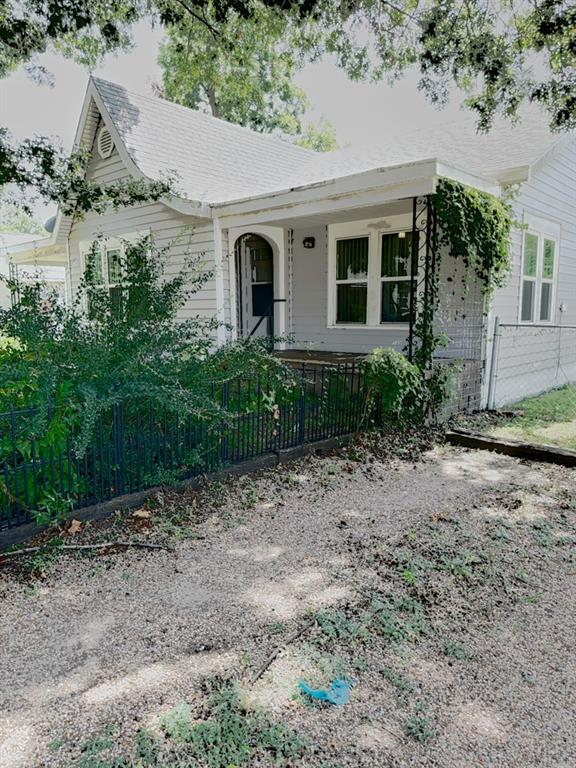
[0,442,575,767]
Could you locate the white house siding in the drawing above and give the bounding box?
[68,132,218,325]
[289,224,408,354]
[490,138,576,406]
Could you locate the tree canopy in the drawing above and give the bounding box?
[157,1,337,149]
[2,1,574,131]
[0,0,574,212]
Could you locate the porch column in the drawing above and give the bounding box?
[407,195,438,368]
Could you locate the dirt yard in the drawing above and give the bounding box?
[1,439,575,767]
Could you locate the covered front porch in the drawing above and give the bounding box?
[217,158,495,411]
[225,193,440,362]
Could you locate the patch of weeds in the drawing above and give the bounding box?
[443,641,471,661]
[314,608,371,645]
[371,595,427,643]
[440,550,483,580]
[405,700,434,743]
[531,521,555,548]
[24,537,64,577]
[73,725,123,768]
[521,670,536,686]
[47,736,65,752]
[523,593,541,604]
[381,666,414,694]
[158,680,304,767]
[267,621,286,635]
[351,657,370,673]
[159,701,194,743]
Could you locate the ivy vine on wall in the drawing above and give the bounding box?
[434,177,514,294]
[409,178,514,374]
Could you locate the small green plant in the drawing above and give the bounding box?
[371,596,427,643]
[33,489,75,527]
[443,641,471,661]
[381,666,414,694]
[405,701,434,742]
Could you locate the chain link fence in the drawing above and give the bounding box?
[487,321,576,413]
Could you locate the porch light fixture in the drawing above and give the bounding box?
[398,231,406,239]
[303,237,315,249]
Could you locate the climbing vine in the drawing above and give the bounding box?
[408,178,514,389]
[434,177,514,294]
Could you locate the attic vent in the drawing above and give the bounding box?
[97,126,114,159]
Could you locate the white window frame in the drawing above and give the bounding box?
[79,231,149,313]
[518,213,560,325]
[327,214,415,329]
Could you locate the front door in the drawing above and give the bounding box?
[235,234,274,339]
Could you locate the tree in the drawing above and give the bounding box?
[0,198,47,234]
[0,0,574,210]
[157,1,337,147]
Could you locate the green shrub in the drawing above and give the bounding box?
[361,348,425,421]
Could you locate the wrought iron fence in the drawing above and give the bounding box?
[0,362,369,531]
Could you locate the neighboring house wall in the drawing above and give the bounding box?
[489,138,576,405]
[0,255,10,309]
[68,127,220,326]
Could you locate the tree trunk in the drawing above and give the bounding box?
[206,86,220,118]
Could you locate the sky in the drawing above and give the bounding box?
[0,21,473,220]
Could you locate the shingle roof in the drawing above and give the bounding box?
[92,78,563,207]
[92,78,314,205]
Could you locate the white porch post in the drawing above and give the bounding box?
[213,216,227,347]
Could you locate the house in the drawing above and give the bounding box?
[0,231,67,309]
[6,77,576,410]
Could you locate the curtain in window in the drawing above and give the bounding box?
[336,237,368,323]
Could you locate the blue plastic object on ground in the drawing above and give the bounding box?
[298,678,351,706]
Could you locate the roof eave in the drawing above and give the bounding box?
[212,159,500,224]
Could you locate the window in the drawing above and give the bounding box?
[329,217,416,327]
[82,240,130,318]
[520,227,558,324]
[380,232,417,323]
[335,237,369,323]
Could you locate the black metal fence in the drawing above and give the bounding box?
[0,362,369,530]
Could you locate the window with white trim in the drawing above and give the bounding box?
[380,231,417,323]
[520,228,558,324]
[81,233,148,318]
[329,216,416,327]
[335,236,369,324]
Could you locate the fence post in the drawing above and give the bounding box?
[297,363,306,445]
[113,393,125,497]
[487,315,501,411]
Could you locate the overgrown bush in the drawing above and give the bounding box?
[361,348,454,423]
[361,348,425,421]
[0,234,290,438]
[0,233,293,522]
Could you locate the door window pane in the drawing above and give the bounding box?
[381,281,412,323]
[523,233,538,277]
[381,232,416,277]
[337,237,368,280]
[543,239,555,279]
[540,283,552,321]
[337,283,367,323]
[521,280,535,322]
[107,249,122,284]
[250,248,273,284]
